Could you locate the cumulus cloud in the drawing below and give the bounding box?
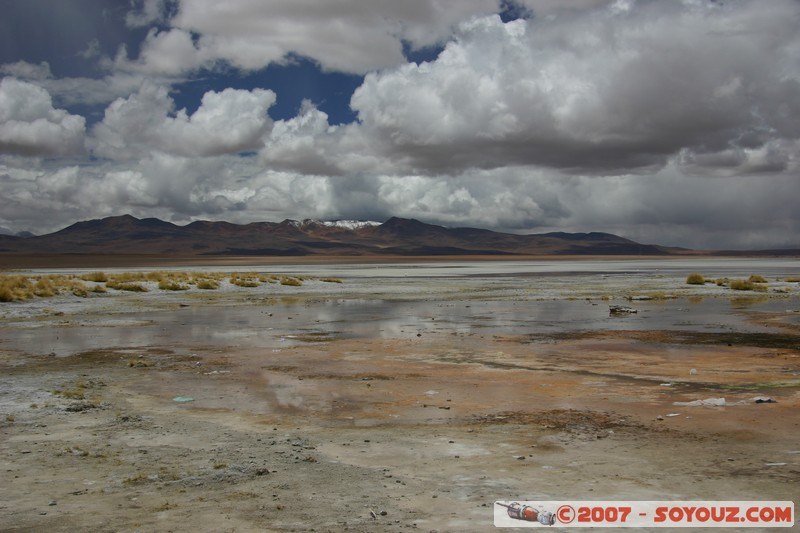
[2,0,800,251]
[2,151,799,249]
[1,60,158,107]
[117,28,207,76]
[337,2,800,176]
[0,78,86,156]
[263,101,399,176]
[118,0,499,75]
[0,61,53,81]
[91,82,276,159]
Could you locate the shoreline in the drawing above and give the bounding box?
[3,251,795,270]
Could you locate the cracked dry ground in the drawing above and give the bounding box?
[1,322,799,532]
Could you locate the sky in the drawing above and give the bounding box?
[1,0,799,250]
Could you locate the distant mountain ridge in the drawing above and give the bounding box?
[0,214,684,256]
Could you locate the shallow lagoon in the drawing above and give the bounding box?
[3,258,799,357]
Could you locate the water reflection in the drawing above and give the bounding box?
[3,294,794,357]
[6,259,799,356]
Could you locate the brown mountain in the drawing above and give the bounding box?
[0,214,680,257]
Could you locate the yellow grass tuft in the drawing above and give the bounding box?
[106,281,148,292]
[80,272,108,282]
[685,273,705,285]
[195,279,219,290]
[158,279,189,291]
[230,272,260,287]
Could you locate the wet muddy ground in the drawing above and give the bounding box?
[1,259,799,531]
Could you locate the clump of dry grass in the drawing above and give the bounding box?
[685,273,705,285]
[747,274,768,283]
[0,275,36,301]
[1,270,328,302]
[106,280,148,292]
[729,279,753,291]
[80,272,108,282]
[230,272,261,287]
[0,274,91,301]
[33,278,56,297]
[107,272,148,283]
[158,279,189,291]
[786,276,800,282]
[195,279,219,290]
[729,279,768,292]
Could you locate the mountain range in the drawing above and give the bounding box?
[0,214,687,257]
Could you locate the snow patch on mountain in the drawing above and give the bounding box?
[289,219,382,230]
[320,220,382,230]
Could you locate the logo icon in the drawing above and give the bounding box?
[496,502,556,525]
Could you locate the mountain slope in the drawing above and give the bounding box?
[0,215,677,256]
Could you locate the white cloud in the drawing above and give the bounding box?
[2,0,800,252]
[263,102,398,176]
[91,82,276,159]
[0,78,86,156]
[0,61,53,80]
[119,0,500,75]
[118,28,206,76]
[1,60,162,107]
[2,149,799,250]
[255,2,800,178]
[339,2,800,176]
